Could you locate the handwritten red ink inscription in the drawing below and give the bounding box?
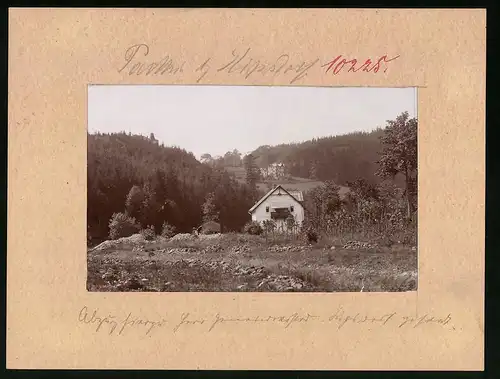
[322,55,400,75]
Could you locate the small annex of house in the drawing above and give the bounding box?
[248,185,305,232]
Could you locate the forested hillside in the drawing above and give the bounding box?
[87,132,258,241]
[250,128,402,186]
[88,111,416,244]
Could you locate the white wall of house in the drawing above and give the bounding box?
[250,192,304,231]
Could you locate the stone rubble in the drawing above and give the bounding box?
[169,233,197,241]
[198,233,223,240]
[256,274,307,291]
[90,233,147,252]
[203,244,224,254]
[342,240,379,250]
[89,234,417,292]
[268,245,306,253]
[228,245,251,255]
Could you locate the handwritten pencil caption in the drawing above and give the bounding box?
[79,305,455,337]
[117,44,401,84]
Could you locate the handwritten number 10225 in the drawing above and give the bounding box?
[322,54,401,75]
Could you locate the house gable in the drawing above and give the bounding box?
[248,185,303,215]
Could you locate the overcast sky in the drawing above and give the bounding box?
[88,85,417,159]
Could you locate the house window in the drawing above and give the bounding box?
[290,206,294,212]
[266,206,269,213]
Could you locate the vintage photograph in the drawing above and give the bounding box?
[87,85,418,293]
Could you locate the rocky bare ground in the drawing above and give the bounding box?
[87,233,418,292]
[89,256,317,292]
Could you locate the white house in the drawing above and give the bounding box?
[248,185,305,232]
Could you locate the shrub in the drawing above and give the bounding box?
[108,212,140,240]
[307,230,318,243]
[200,220,221,235]
[262,219,277,234]
[303,227,318,244]
[161,222,177,238]
[140,225,156,241]
[244,221,263,235]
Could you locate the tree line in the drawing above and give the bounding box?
[200,150,243,168]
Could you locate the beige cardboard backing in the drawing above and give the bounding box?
[7,8,485,370]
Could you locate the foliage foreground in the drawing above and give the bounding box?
[87,233,417,293]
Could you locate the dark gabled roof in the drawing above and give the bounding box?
[287,190,304,202]
[248,185,303,214]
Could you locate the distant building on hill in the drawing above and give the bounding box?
[248,185,304,232]
[260,162,286,180]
